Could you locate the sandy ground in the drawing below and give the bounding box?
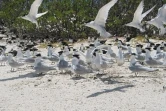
[0,39,166,111]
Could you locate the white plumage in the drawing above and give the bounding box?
[21,0,48,28]
[125,0,155,32]
[85,0,118,38]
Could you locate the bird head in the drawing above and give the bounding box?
[124,23,132,27]
[84,21,94,26]
[131,53,136,56]
[20,15,29,21]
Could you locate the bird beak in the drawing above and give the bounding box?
[84,23,87,26]
[123,24,126,26]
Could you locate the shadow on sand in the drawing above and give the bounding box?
[71,76,86,80]
[0,72,45,82]
[87,84,135,98]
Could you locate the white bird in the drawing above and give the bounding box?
[136,45,143,55]
[117,40,128,51]
[47,46,53,56]
[24,49,32,57]
[145,48,163,67]
[0,54,7,66]
[34,54,56,74]
[57,51,69,72]
[85,46,94,64]
[85,0,118,38]
[125,0,155,32]
[21,0,48,28]
[71,55,92,77]
[153,46,164,60]
[7,53,24,72]
[106,44,117,59]
[147,5,166,35]
[91,49,110,73]
[124,44,132,61]
[0,47,7,66]
[79,44,85,52]
[129,54,158,76]
[116,47,125,66]
[157,4,166,24]
[16,47,23,60]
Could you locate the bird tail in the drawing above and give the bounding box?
[159,27,166,35]
[102,32,111,38]
[35,21,39,29]
[148,68,159,72]
[50,66,56,70]
[142,5,156,18]
[36,11,48,18]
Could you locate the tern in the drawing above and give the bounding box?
[116,47,125,66]
[85,0,118,38]
[21,0,48,28]
[71,54,92,77]
[7,53,24,72]
[129,53,158,76]
[125,0,155,32]
[145,48,163,67]
[57,51,69,72]
[147,5,166,35]
[34,54,56,74]
[0,47,7,66]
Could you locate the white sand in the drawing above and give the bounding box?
[0,39,166,111]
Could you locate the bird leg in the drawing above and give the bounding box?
[37,73,43,76]
[11,67,13,72]
[11,68,15,72]
[141,62,144,65]
[75,73,80,78]
[51,62,55,65]
[135,72,138,77]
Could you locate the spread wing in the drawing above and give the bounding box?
[133,0,144,23]
[142,5,156,20]
[36,11,48,18]
[29,0,43,17]
[94,0,118,27]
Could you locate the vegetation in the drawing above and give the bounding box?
[0,0,166,42]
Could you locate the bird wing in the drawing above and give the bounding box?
[85,23,103,34]
[157,7,164,17]
[36,11,48,18]
[94,0,118,27]
[157,5,166,24]
[133,0,144,23]
[136,65,156,72]
[147,17,162,29]
[40,62,55,70]
[157,5,166,18]
[141,5,156,20]
[29,0,43,17]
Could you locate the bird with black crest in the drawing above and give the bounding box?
[71,54,93,77]
[7,52,25,72]
[57,51,69,73]
[145,48,163,67]
[33,53,56,75]
[129,53,159,76]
